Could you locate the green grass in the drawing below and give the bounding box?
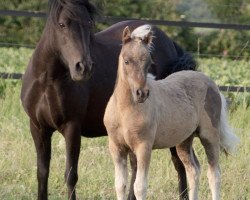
[0,47,33,73]
[197,57,250,86]
[0,47,249,199]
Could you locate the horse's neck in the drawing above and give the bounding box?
[31,36,64,80]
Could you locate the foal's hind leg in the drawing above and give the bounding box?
[176,136,200,200]
[170,147,189,200]
[199,129,221,200]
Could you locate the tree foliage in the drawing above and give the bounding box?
[0,0,47,45]
[0,0,249,59]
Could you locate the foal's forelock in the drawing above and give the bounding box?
[131,24,154,53]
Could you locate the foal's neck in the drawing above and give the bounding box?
[113,65,135,109]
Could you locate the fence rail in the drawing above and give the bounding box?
[0,73,249,93]
[1,9,250,30]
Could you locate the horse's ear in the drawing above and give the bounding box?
[122,26,131,44]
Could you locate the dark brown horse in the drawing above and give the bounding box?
[21,0,196,200]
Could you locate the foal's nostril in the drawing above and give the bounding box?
[75,62,85,73]
[136,89,142,97]
[146,89,150,97]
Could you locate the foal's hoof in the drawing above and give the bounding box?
[127,194,136,200]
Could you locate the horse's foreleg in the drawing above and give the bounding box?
[170,147,189,200]
[63,122,81,200]
[134,143,152,200]
[30,121,52,200]
[128,151,137,200]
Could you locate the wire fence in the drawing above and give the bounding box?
[0,72,249,93]
[1,9,250,30]
[0,9,249,93]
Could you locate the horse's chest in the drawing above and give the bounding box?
[25,81,81,130]
[41,89,66,129]
[32,87,66,129]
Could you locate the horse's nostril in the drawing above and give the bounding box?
[75,62,85,72]
[146,89,150,97]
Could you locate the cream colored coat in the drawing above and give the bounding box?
[104,71,220,150]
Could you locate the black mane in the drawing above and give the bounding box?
[48,0,97,25]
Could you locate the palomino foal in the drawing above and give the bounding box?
[104,25,239,200]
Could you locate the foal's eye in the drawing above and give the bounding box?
[124,60,129,65]
[59,23,66,29]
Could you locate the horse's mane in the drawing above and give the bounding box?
[48,0,97,25]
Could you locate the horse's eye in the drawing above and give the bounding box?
[59,23,66,29]
[88,20,93,27]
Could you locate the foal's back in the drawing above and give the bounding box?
[149,71,221,149]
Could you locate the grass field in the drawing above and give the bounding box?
[0,47,249,199]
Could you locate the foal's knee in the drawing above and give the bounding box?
[134,180,147,199]
[115,181,127,196]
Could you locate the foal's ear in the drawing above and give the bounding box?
[143,31,153,45]
[122,26,131,44]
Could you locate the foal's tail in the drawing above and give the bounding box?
[219,93,239,155]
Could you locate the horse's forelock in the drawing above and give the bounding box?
[48,0,96,26]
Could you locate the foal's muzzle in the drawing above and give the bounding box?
[135,88,150,103]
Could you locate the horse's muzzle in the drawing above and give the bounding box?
[71,61,93,81]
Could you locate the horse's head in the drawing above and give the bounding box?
[120,25,153,103]
[47,0,95,81]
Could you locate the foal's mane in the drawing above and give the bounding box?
[48,0,97,25]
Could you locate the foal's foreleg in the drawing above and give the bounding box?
[134,143,152,200]
[109,140,128,200]
[128,151,137,200]
[30,121,53,200]
[176,136,200,200]
[63,122,81,200]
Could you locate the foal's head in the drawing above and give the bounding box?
[119,25,153,103]
[47,0,96,81]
